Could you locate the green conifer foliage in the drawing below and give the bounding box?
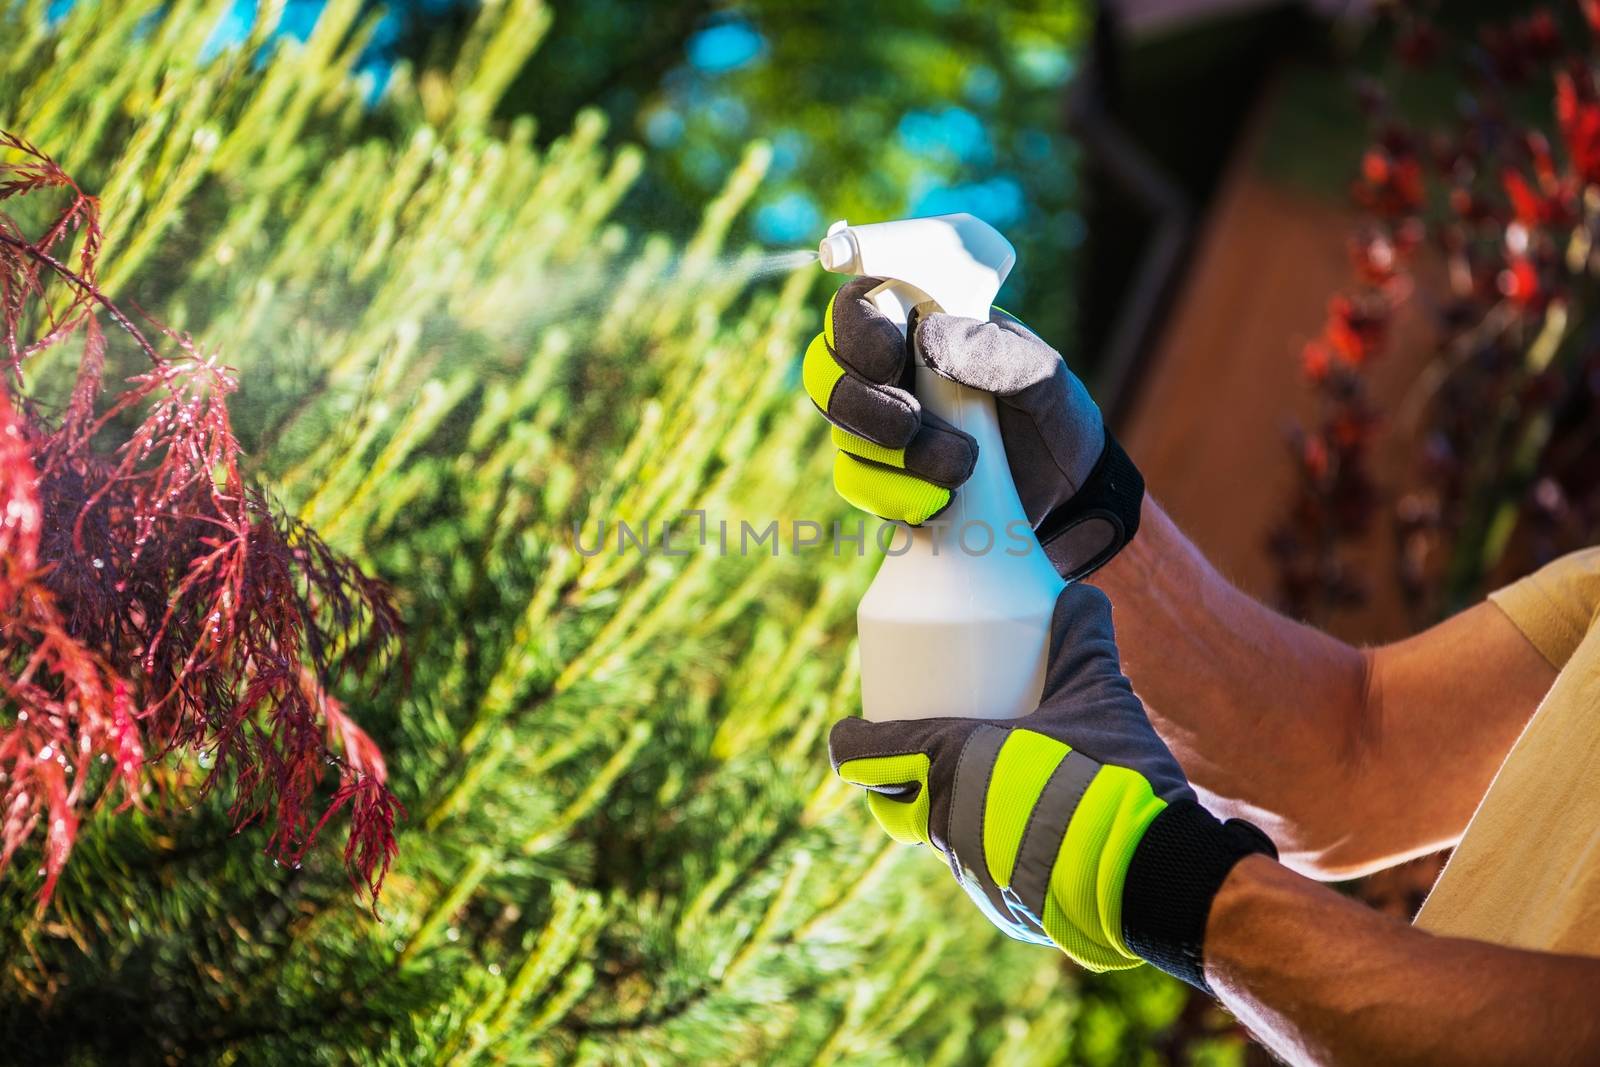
[0,1,1224,1062]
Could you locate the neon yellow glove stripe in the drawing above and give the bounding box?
[831,425,905,468]
[802,332,844,413]
[1043,766,1165,970]
[834,453,949,525]
[824,288,839,350]
[982,731,1069,888]
[836,753,933,847]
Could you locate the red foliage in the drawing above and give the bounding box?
[0,132,403,911]
[1269,230,1403,617]
[1556,65,1600,183]
[1354,140,1426,217]
[1274,6,1600,621]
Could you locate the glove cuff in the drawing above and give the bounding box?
[1035,429,1144,582]
[1120,800,1276,994]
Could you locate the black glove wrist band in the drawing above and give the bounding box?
[1035,429,1144,582]
[1120,801,1277,994]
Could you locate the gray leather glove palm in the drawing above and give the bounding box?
[802,277,1144,580]
[829,584,1276,988]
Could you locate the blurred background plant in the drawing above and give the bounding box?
[380,0,1086,346]
[0,0,1223,1064]
[1271,2,1600,629]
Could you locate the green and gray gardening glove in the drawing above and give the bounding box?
[828,583,1275,990]
[802,277,1144,581]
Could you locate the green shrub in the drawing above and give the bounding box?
[0,1,1236,1062]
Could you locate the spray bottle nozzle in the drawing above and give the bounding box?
[817,219,860,273]
[813,214,1014,323]
[817,230,857,272]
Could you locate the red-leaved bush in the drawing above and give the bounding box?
[1272,6,1600,623]
[0,132,403,911]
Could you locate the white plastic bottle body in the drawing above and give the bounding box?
[856,283,1065,722]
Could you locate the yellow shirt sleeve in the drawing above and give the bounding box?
[1418,546,1600,955]
[1488,547,1600,670]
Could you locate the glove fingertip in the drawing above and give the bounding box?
[827,715,884,770]
[1048,583,1121,662]
[834,294,913,385]
[915,311,1069,400]
[912,310,990,350]
[912,313,995,377]
[1055,581,1114,617]
[903,416,978,489]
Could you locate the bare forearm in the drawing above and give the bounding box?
[1090,498,1368,867]
[1206,856,1600,1066]
[1089,497,1552,875]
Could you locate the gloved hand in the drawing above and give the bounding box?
[828,584,1274,990]
[802,277,1144,580]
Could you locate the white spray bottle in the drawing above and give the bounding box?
[818,214,1065,722]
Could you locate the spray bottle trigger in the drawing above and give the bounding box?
[865,280,913,334]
